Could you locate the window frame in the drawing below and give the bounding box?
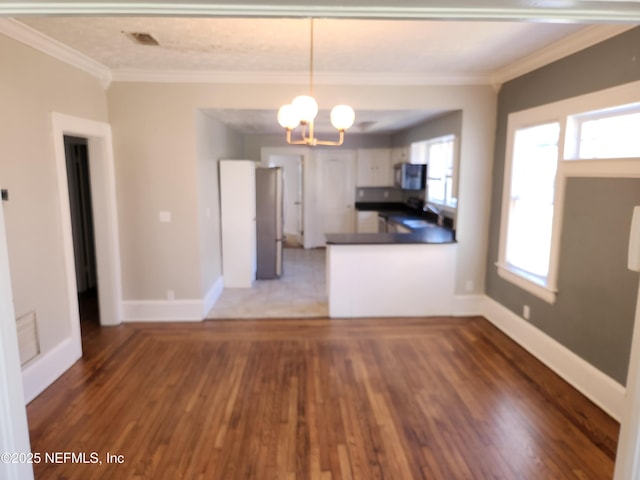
[496,79,640,304]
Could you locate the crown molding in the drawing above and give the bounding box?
[0,18,112,88]
[1,1,640,22]
[111,69,492,86]
[491,24,636,86]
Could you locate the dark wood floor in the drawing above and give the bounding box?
[27,316,619,479]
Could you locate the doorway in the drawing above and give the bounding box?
[264,154,303,248]
[64,136,100,328]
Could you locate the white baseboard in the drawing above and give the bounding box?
[483,295,625,421]
[202,276,224,317]
[122,299,204,322]
[22,336,81,403]
[453,294,486,316]
[122,278,225,322]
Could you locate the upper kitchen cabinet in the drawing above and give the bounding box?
[392,145,410,164]
[356,148,392,187]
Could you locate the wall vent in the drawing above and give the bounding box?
[125,31,160,46]
[16,311,40,366]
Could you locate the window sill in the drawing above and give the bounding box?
[495,263,557,305]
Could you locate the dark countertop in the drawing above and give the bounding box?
[356,201,454,228]
[355,201,407,212]
[326,226,455,245]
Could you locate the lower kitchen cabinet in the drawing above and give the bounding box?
[356,211,379,233]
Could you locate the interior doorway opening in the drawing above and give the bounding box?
[264,153,304,248]
[64,136,100,329]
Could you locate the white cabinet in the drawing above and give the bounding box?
[356,211,379,233]
[219,160,257,288]
[392,145,410,164]
[356,148,392,186]
[327,243,457,317]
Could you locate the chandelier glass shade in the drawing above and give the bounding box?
[277,19,355,146]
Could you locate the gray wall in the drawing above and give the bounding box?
[485,27,640,384]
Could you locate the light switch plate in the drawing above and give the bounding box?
[159,211,171,223]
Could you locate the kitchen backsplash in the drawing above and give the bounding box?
[355,187,426,203]
[355,187,403,203]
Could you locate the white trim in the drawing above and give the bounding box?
[496,264,557,304]
[492,25,635,85]
[483,295,626,421]
[21,336,80,404]
[51,113,123,328]
[452,294,485,316]
[614,282,640,479]
[2,2,640,22]
[497,115,562,304]
[202,276,224,317]
[0,18,111,88]
[0,191,34,479]
[122,299,205,322]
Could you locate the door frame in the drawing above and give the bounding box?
[51,113,123,329]
[261,147,314,248]
[261,150,304,247]
[615,282,640,478]
[0,193,34,479]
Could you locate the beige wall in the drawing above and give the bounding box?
[195,111,243,297]
[0,34,108,353]
[107,81,496,298]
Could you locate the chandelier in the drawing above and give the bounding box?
[277,18,355,146]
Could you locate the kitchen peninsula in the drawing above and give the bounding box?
[326,224,456,318]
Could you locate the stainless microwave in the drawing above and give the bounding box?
[394,163,426,190]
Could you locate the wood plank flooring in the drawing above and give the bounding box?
[27,316,619,479]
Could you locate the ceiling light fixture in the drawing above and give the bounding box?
[277,18,355,147]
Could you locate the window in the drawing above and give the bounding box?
[411,135,457,209]
[504,123,560,284]
[566,103,640,159]
[497,80,640,304]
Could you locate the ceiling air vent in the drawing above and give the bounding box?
[125,32,159,46]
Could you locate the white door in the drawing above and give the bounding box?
[316,150,356,237]
[266,154,303,247]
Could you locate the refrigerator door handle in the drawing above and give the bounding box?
[275,237,283,277]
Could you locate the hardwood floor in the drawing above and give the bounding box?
[27,317,619,479]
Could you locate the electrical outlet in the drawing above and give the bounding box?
[167,290,175,301]
[523,305,531,320]
[159,211,172,223]
[465,280,474,292]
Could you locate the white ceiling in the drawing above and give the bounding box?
[7,16,634,134]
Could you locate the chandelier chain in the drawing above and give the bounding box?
[309,18,314,97]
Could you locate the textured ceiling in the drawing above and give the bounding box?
[18,17,587,76]
[11,16,601,134]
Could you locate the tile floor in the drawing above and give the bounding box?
[206,247,328,318]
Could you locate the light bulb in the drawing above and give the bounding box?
[277,104,300,129]
[291,95,318,123]
[330,105,355,131]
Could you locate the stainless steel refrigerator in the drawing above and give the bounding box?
[255,167,283,279]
